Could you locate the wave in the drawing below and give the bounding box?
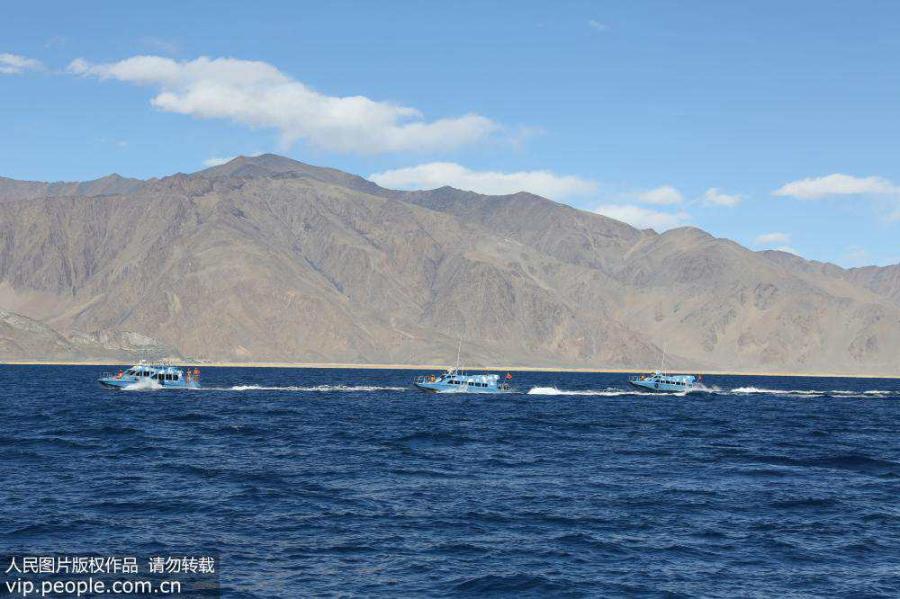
[694,383,721,392]
[226,384,406,392]
[527,386,684,397]
[731,386,819,395]
[122,379,163,391]
[526,385,896,399]
[730,386,896,398]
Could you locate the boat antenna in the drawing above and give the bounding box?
[455,338,462,373]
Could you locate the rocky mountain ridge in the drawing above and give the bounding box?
[0,154,897,375]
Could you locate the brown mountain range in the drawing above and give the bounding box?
[1,154,898,375]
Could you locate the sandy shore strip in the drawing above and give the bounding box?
[0,359,898,379]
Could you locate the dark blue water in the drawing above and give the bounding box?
[2,366,900,597]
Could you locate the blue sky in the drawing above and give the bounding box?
[2,0,900,267]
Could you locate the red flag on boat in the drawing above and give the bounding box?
[505,373,513,380]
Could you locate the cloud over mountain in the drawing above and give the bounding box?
[68,55,500,154]
[636,185,684,205]
[594,204,689,231]
[369,162,597,199]
[755,232,790,245]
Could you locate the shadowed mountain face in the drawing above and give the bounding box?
[0,154,898,374]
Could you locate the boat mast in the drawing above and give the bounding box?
[455,339,462,373]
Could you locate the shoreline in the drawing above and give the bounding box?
[1,359,898,379]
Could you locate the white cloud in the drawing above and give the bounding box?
[636,185,683,205]
[68,55,500,154]
[595,204,689,231]
[773,246,800,255]
[755,233,799,255]
[0,53,43,75]
[369,162,597,199]
[588,20,609,32]
[203,156,235,167]
[774,174,900,199]
[203,151,262,167]
[703,187,742,207]
[755,232,790,245]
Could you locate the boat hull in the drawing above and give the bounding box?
[98,376,200,390]
[628,379,692,393]
[414,382,512,394]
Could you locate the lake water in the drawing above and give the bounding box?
[2,365,899,597]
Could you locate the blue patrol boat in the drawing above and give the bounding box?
[414,342,514,394]
[629,371,699,393]
[99,362,202,389]
[414,368,514,394]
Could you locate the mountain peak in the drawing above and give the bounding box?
[660,226,714,241]
[195,153,313,178]
[191,153,393,197]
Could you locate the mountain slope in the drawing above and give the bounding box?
[0,155,898,374]
[845,264,900,306]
